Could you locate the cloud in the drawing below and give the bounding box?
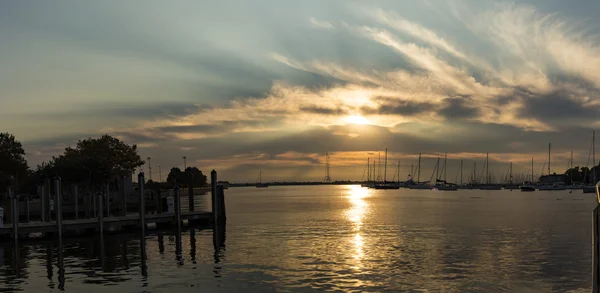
[6,1,600,182]
[309,17,335,30]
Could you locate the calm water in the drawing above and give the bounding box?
[0,185,594,292]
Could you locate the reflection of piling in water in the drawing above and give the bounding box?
[57,236,65,291]
[190,229,196,262]
[55,177,63,239]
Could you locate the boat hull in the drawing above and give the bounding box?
[520,186,536,192]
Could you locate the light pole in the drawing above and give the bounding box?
[147,157,152,181]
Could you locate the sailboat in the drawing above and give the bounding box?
[565,151,583,189]
[538,143,565,191]
[256,171,268,188]
[584,131,597,193]
[407,153,432,189]
[520,158,536,192]
[361,157,370,188]
[503,162,520,190]
[435,153,458,191]
[479,153,502,190]
[374,149,400,189]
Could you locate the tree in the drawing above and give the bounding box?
[53,135,144,187]
[166,167,207,188]
[0,133,29,191]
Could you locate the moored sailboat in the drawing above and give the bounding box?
[256,171,268,188]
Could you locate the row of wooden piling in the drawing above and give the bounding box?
[4,170,225,243]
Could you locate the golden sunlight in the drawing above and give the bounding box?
[344,115,371,125]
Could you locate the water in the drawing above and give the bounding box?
[0,185,594,292]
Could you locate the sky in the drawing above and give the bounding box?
[2,0,600,183]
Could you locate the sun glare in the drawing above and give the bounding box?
[345,115,370,125]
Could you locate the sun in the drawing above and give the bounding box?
[344,115,371,125]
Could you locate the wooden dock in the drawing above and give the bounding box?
[0,211,211,237]
[1,170,226,243]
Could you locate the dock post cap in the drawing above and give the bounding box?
[211,170,216,174]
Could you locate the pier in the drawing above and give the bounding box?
[0,170,226,242]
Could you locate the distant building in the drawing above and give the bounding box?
[538,173,567,184]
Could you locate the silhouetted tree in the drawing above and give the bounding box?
[167,167,207,187]
[52,135,144,188]
[0,133,29,192]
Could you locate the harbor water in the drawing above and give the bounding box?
[0,185,593,292]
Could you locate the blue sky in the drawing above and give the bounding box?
[2,0,600,182]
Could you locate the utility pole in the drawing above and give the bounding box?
[147,157,152,181]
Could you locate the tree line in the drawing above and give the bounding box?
[0,132,207,196]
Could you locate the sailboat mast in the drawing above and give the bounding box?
[444,152,447,182]
[378,152,381,182]
[486,153,489,184]
[531,158,534,182]
[474,162,477,184]
[594,131,596,184]
[548,143,551,175]
[435,157,440,183]
[509,162,513,183]
[397,161,400,184]
[570,151,573,184]
[410,164,414,181]
[367,157,370,182]
[384,148,388,183]
[460,159,463,185]
[417,153,421,183]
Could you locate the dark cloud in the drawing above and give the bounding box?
[299,106,347,115]
[519,91,600,127]
[438,97,480,119]
[361,98,434,116]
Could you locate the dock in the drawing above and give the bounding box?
[0,211,211,236]
[1,170,226,243]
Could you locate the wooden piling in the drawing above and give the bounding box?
[119,176,126,216]
[138,172,146,230]
[211,170,217,222]
[217,185,226,220]
[74,185,79,219]
[43,179,51,222]
[97,192,104,233]
[174,186,181,235]
[55,177,63,238]
[105,183,110,217]
[39,185,46,223]
[188,174,194,212]
[9,189,18,242]
[594,205,599,292]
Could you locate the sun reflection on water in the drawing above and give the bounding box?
[344,185,372,269]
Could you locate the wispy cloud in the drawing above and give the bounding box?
[309,17,335,30]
